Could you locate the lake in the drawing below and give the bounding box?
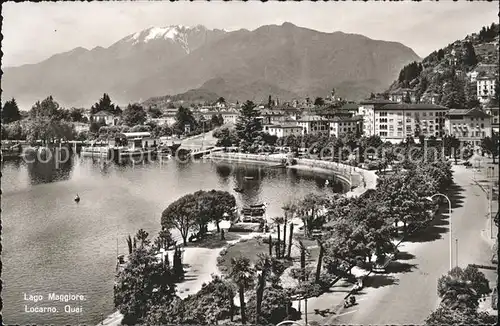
[1,154,348,325]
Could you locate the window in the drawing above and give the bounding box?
[481,123,484,128]
[380,125,388,130]
[406,112,411,116]
[422,112,427,116]
[380,118,388,123]
[380,131,387,136]
[406,126,412,131]
[397,132,403,137]
[482,131,486,137]
[406,118,412,123]
[429,112,434,116]
[379,112,388,117]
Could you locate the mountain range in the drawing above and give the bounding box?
[2,22,420,109]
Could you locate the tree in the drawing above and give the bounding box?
[182,275,235,324]
[161,194,199,246]
[314,97,325,106]
[425,305,496,325]
[91,93,121,115]
[122,103,147,126]
[235,100,263,150]
[30,96,62,120]
[148,106,162,119]
[228,257,255,324]
[481,133,499,164]
[246,287,296,325]
[173,106,197,135]
[463,41,478,67]
[297,193,329,237]
[207,190,236,232]
[1,98,22,124]
[69,108,87,122]
[114,245,177,325]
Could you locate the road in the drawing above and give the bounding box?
[328,164,497,325]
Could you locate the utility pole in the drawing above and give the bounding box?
[456,238,458,268]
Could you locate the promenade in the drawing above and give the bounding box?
[318,162,498,325]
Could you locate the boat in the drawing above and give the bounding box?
[74,194,80,203]
[244,176,254,180]
[234,187,244,193]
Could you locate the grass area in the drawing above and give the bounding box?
[293,233,319,249]
[217,236,271,275]
[188,231,241,249]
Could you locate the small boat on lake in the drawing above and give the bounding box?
[74,194,80,203]
[244,176,254,180]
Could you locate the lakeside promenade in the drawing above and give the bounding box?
[98,155,376,326]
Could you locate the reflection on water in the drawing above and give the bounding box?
[2,155,348,325]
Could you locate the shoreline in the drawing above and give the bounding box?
[100,154,377,325]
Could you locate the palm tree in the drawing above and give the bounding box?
[282,201,298,258]
[229,257,255,324]
[272,217,284,258]
[254,254,272,324]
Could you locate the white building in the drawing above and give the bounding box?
[477,75,497,104]
[91,111,119,126]
[484,107,499,133]
[296,115,331,135]
[359,101,448,142]
[445,108,492,148]
[263,124,303,138]
[329,117,361,137]
[73,122,90,133]
[149,114,176,126]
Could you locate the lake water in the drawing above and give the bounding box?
[1,154,348,325]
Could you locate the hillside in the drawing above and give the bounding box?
[387,23,499,108]
[3,22,420,108]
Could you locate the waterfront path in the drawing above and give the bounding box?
[320,163,498,325]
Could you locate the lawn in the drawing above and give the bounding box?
[188,231,241,249]
[217,236,270,275]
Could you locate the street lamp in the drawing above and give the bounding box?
[426,193,453,270]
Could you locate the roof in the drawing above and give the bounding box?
[447,108,491,118]
[122,132,151,138]
[264,124,302,129]
[93,110,114,116]
[331,116,361,123]
[297,115,331,122]
[338,103,359,111]
[379,103,448,111]
[359,99,397,105]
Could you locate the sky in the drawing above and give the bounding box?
[2,1,498,67]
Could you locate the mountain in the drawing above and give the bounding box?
[3,22,420,108]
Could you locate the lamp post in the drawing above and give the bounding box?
[426,193,453,270]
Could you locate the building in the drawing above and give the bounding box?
[73,122,90,133]
[358,99,398,138]
[296,115,331,135]
[477,75,497,103]
[484,107,499,133]
[221,111,239,125]
[91,111,119,126]
[263,124,304,138]
[149,114,176,126]
[389,89,417,103]
[260,110,289,125]
[360,101,449,142]
[445,108,492,148]
[329,116,362,137]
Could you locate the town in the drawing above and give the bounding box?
[1,4,498,326]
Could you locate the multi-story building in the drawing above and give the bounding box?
[263,124,303,138]
[360,102,449,142]
[329,116,362,137]
[485,107,499,133]
[445,108,492,148]
[389,89,417,103]
[477,75,497,103]
[358,99,398,138]
[296,115,331,135]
